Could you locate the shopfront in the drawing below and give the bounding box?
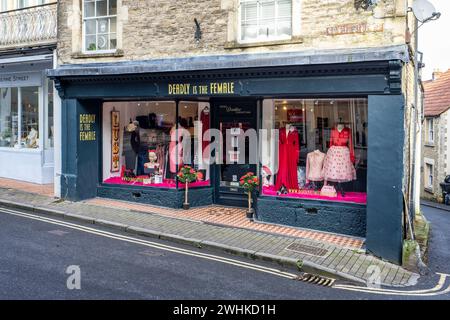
[0,54,55,184]
[49,49,407,263]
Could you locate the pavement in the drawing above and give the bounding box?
[421,199,450,212]
[0,181,418,288]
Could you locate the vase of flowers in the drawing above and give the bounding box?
[177,165,200,210]
[239,172,259,220]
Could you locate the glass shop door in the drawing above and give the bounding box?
[212,100,257,207]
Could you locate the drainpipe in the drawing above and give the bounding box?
[409,13,419,226]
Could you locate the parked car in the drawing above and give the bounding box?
[440,175,450,205]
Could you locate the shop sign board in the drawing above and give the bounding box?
[111,109,120,172]
[79,113,97,141]
[0,72,42,88]
[167,81,236,96]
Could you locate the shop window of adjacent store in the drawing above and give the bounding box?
[261,98,368,204]
[0,87,39,149]
[83,0,117,52]
[240,0,292,43]
[102,101,211,189]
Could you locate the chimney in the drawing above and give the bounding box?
[432,69,443,81]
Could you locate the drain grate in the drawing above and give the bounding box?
[295,273,335,287]
[285,243,329,257]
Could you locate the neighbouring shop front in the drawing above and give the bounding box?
[0,52,55,184]
[48,49,407,263]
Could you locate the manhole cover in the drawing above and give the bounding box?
[285,243,329,257]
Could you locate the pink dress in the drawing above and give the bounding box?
[322,127,356,182]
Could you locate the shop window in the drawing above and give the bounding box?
[102,101,210,189]
[240,0,292,43]
[261,98,368,204]
[83,0,117,52]
[0,87,39,149]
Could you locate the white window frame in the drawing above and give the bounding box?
[426,163,434,189]
[82,0,117,54]
[238,0,293,44]
[427,118,434,144]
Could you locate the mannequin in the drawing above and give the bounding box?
[322,124,356,196]
[26,128,38,148]
[144,149,160,176]
[306,150,325,189]
[275,123,300,192]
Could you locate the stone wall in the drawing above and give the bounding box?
[421,111,449,202]
[57,0,410,65]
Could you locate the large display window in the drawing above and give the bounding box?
[261,98,368,204]
[102,101,210,189]
[0,86,39,149]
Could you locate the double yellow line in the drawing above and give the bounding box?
[0,207,298,280]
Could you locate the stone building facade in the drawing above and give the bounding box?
[421,70,450,202]
[49,0,423,264]
[57,0,410,64]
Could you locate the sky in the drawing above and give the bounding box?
[418,0,450,80]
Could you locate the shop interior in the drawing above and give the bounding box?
[261,98,368,204]
[102,101,210,189]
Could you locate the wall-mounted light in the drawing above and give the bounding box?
[194,18,202,43]
[354,0,379,11]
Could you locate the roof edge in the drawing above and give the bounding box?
[48,44,409,78]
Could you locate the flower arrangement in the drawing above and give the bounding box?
[239,172,259,219]
[239,172,260,192]
[177,165,199,183]
[177,165,201,210]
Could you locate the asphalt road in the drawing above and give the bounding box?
[0,206,449,300]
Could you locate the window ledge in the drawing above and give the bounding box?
[224,37,303,49]
[425,142,435,147]
[424,187,434,194]
[0,147,42,153]
[71,49,124,59]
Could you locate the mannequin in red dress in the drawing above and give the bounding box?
[276,124,300,191]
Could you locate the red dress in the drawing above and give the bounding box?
[276,127,300,190]
[329,127,355,163]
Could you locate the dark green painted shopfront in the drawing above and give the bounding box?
[48,46,408,264]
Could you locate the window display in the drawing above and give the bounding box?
[261,98,368,204]
[102,101,210,189]
[0,86,39,149]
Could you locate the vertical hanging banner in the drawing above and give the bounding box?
[111,109,120,172]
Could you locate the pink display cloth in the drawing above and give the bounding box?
[103,177,210,188]
[262,186,367,204]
